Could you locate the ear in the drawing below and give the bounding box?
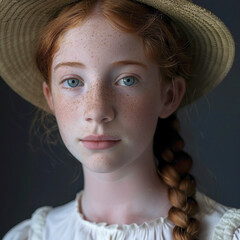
[159,77,186,119]
[42,81,55,113]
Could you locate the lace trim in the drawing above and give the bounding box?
[28,206,52,240]
[213,208,240,240]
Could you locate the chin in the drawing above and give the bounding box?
[78,154,124,173]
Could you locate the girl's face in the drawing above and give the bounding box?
[44,13,175,174]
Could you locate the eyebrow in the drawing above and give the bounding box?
[53,60,147,71]
[111,60,147,69]
[54,62,86,71]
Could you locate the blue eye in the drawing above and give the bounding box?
[118,76,138,86]
[64,79,83,88]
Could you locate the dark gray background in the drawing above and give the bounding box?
[1,0,239,238]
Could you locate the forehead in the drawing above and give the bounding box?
[52,13,149,65]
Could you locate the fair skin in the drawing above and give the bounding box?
[43,13,185,225]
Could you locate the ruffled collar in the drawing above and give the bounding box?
[74,190,174,232]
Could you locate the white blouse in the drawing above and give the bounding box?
[3,191,240,240]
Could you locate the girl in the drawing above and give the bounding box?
[1,0,239,239]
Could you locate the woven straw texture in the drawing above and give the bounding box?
[0,0,235,112]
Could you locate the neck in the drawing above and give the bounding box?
[80,154,171,225]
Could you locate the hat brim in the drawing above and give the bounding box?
[0,0,235,112]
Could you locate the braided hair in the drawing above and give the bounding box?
[154,114,199,240]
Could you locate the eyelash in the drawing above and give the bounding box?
[62,75,139,89]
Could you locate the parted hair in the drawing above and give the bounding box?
[35,0,199,239]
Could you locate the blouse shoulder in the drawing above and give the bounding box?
[196,192,240,240]
[3,207,52,240]
[212,207,240,240]
[3,220,30,240]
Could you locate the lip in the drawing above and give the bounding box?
[80,135,121,150]
[81,135,120,141]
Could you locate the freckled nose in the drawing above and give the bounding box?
[84,85,115,123]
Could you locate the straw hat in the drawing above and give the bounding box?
[0,0,235,112]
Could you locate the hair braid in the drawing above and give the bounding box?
[153,114,200,240]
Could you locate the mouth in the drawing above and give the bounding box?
[80,135,121,150]
[81,135,120,141]
[80,139,121,150]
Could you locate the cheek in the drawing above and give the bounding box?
[52,93,81,140]
[119,91,161,137]
[124,87,161,119]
